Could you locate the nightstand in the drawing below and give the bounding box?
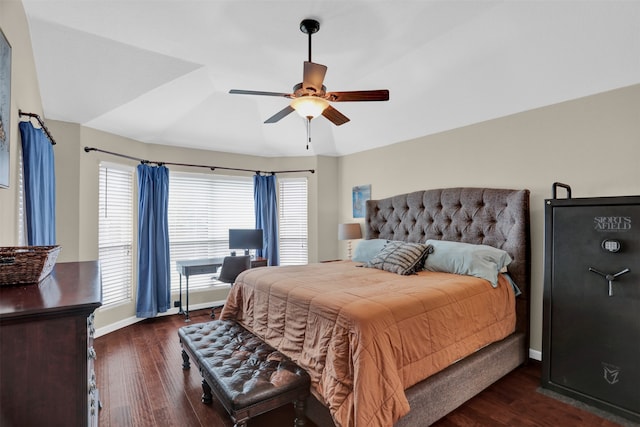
[250,257,268,268]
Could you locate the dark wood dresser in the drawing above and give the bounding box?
[0,261,102,427]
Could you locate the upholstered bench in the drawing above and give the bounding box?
[178,319,310,427]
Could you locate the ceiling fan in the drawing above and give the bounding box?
[229,19,389,149]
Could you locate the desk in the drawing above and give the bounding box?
[176,257,267,321]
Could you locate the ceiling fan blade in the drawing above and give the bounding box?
[326,89,389,102]
[322,105,350,126]
[265,105,295,123]
[229,89,292,98]
[303,61,327,93]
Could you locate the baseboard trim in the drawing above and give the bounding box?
[529,348,542,361]
[94,300,225,338]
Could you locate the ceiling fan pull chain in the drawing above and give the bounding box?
[306,117,312,150]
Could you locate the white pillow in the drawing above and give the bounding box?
[423,240,512,287]
[352,239,388,263]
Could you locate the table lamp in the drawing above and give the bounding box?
[338,223,362,259]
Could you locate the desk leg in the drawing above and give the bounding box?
[185,275,190,322]
[177,274,184,315]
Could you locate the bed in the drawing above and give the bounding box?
[221,187,530,427]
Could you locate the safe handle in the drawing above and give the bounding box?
[552,182,572,199]
[588,267,630,296]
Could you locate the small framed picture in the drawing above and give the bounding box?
[352,185,371,218]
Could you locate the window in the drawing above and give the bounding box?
[278,177,308,265]
[168,172,254,291]
[98,163,134,306]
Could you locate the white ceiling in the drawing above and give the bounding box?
[22,1,640,157]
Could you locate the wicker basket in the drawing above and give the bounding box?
[0,246,61,285]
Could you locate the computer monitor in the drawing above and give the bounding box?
[228,229,263,255]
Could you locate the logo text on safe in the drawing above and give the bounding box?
[594,216,631,231]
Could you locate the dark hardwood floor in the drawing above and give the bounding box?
[94,309,626,426]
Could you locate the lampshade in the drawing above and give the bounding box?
[338,223,362,240]
[291,96,329,118]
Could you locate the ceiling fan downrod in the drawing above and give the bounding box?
[301,19,320,149]
[300,19,320,63]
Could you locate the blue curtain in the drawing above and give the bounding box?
[253,174,279,266]
[19,122,56,245]
[136,164,171,318]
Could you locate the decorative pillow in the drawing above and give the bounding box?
[423,240,512,287]
[366,241,433,275]
[352,239,388,263]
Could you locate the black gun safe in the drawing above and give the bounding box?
[542,185,639,423]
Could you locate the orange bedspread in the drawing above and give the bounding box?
[220,261,516,427]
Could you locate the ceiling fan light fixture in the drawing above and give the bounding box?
[229,17,388,130]
[291,96,329,119]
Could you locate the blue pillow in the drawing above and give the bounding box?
[423,240,512,287]
[502,272,522,297]
[352,239,388,263]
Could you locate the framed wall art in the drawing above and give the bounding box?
[352,184,371,218]
[0,27,11,188]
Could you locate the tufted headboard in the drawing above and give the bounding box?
[365,187,531,334]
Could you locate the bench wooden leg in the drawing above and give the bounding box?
[293,397,307,426]
[181,349,190,370]
[201,379,213,404]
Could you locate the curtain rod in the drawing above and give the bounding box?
[18,110,57,145]
[83,147,315,175]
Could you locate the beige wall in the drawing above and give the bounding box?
[0,0,43,244]
[338,84,640,354]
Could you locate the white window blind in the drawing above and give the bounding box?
[98,163,134,307]
[168,172,254,291]
[278,177,308,265]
